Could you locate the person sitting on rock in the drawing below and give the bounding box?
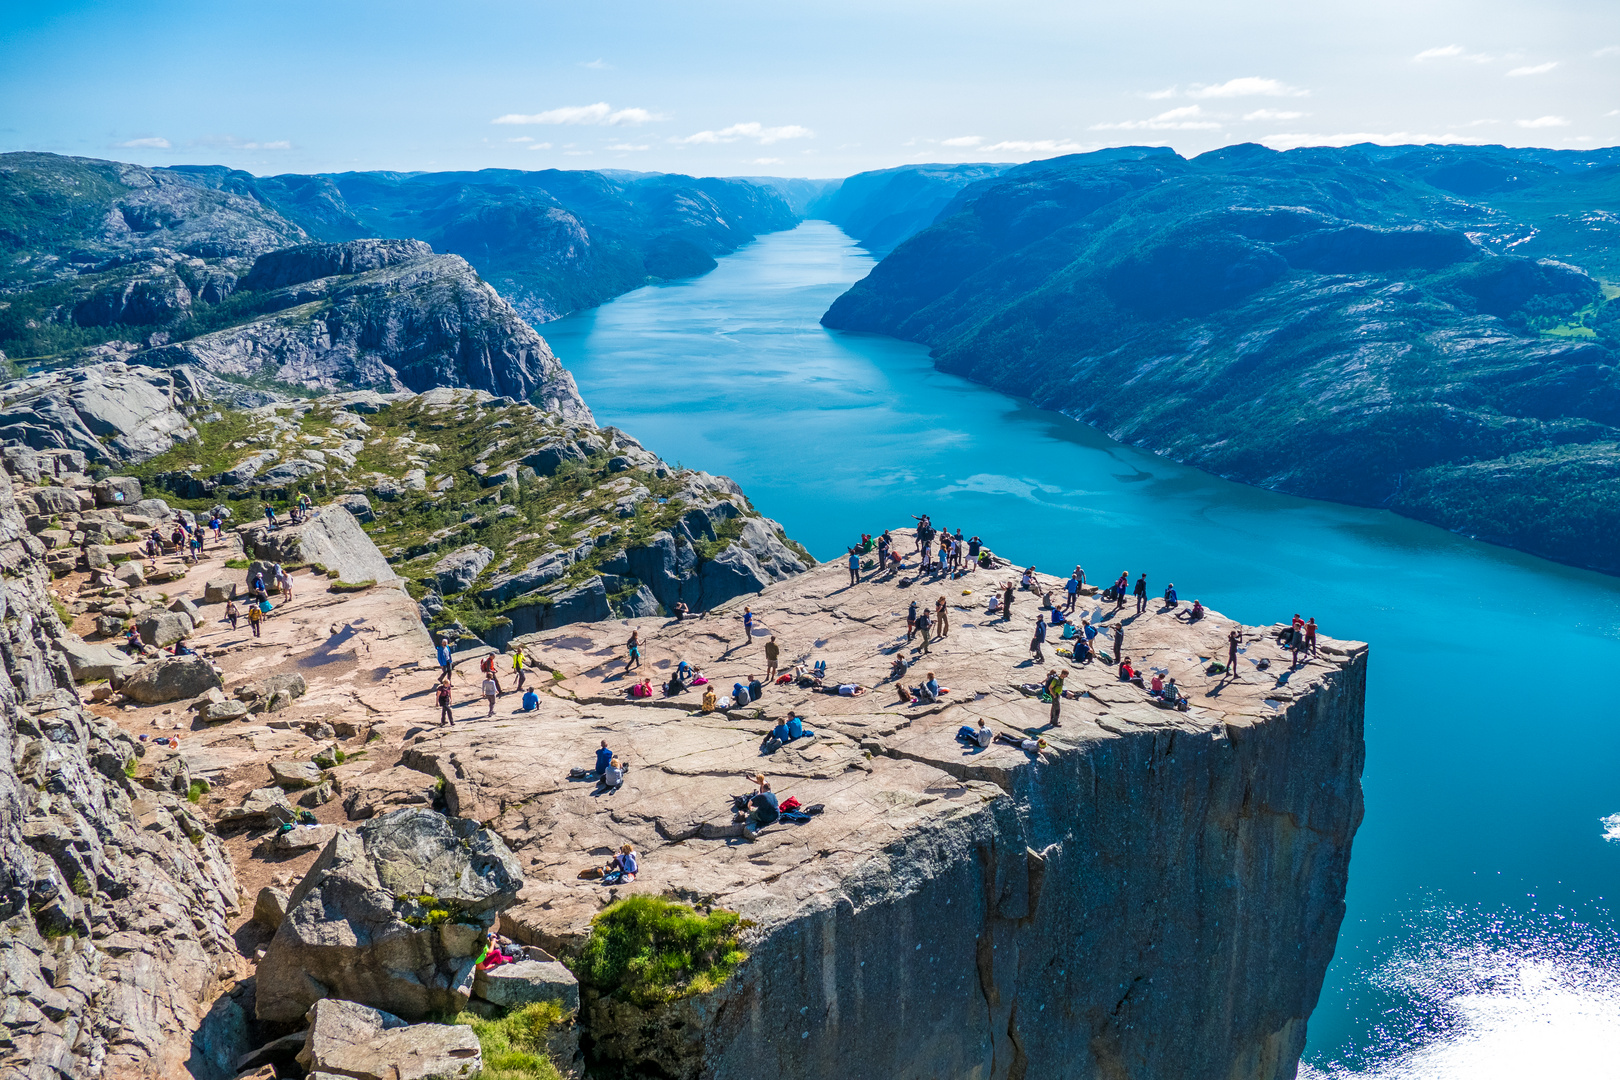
[737,783,779,839]
[956,719,993,749]
[733,680,751,707]
[521,687,541,711]
[1163,583,1179,607]
[600,758,627,790]
[594,741,613,778]
[674,600,690,622]
[477,929,518,970]
[700,686,718,714]
[602,843,639,883]
[123,625,142,654]
[908,672,940,704]
[747,674,765,702]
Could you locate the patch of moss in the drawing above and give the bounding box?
[575,895,750,1007]
[327,579,376,592]
[186,779,210,803]
[453,1001,567,1080]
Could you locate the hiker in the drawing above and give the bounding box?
[1134,573,1148,614]
[225,600,239,630]
[436,637,454,678]
[741,606,755,641]
[1065,571,1081,612]
[1112,571,1129,609]
[521,686,541,710]
[512,647,527,691]
[847,547,860,586]
[906,600,919,641]
[674,600,689,622]
[1113,624,1124,665]
[1030,618,1047,663]
[600,758,626,790]
[626,631,642,670]
[738,782,779,838]
[1163,582,1178,607]
[994,733,1048,753]
[701,686,718,713]
[479,653,503,695]
[986,592,1000,616]
[481,671,499,716]
[1046,669,1067,726]
[262,503,277,529]
[935,596,950,639]
[916,609,932,654]
[247,603,263,639]
[764,636,780,680]
[1020,567,1035,591]
[604,843,638,882]
[477,929,518,970]
[629,677,653,699]
[733,680,751,707]
[913,671,940,704]
[436,677,455,726]
[1305,617,1319,657]
[210,515,223,542]
[277,565,294,602]
[1162,677,1187,710]
[747,674,765,702]
[876,531,890,569]
[1002,582,1015,622]
[1228,629,1241,677]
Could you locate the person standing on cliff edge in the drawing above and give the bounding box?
[1134,573,1148,615]
[1227,629,1241,678]
[1113,624,1125,665]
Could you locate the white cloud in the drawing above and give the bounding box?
[980,139,1091,154]
[117,137,170,149]
[579,58,611,69]
[1507,62,1559,76]
[492,103,663,126]
[1187,77,1306,99]
[563,149,592,155]
[752,157,784,165]
[1414,44,1494,63]
[1243,109,1306,121]
[1594,46,1620,58]
[607,143,649,151]
[1144,86,1178,99]
[1516,115,1570,127]
[942,135,984,147]
[525,142,553,150]
[241,140,291,150]
[674,122,813,145]
[1260,131,1482,149]
[1093,105,1222,131]
[506,136,533,143]
[1607,109,1620,117]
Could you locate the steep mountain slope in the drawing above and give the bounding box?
[823,143,1620,573]
[171,164,800,322]
[806,162,1014,254]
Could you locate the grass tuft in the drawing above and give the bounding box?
[575,895,749,1007]
[454,1001,567,1080]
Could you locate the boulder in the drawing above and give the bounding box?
[270,761,324,790]
[201,699,249,722]
[54,636,134,683]
[169,595,200,622]
[0,364,202,463]
[238,507,393,586]
[92,476,143,506]
[473,958,580,1014]
[204,577,237,603]
[431,545,494,595]
[113,560,146,587]
[122,655,221,703]
[94,613,125,637]
[298,781,336,808]
[274,823,339,852]
[255,808,524,1022]
[220,785,296,825]
[522,439,587,477]
[341,765,438,820]
[312,743,340,769]
[25,486,83,516]
[1,445,43,483]
[136,609,192,647]
[131,746,190,796]
[336,492,375,523]
[240,672,308,713]
[295,998,481,1080]
[253,887,291,932]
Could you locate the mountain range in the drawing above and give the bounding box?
[823,144,1620,573]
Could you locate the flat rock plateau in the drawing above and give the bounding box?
[4,434,1365,1080]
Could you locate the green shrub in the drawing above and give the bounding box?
[224,558,251,569]
[576,895,749,1007]
[328,579,376,592]
[454,1001,567,1080]
[186,779,210,803]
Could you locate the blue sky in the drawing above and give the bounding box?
[2,0,1616,177]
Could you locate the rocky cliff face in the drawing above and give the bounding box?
[806,162,1013,254]
[0,466,242,1079]
[822,143,1620,574]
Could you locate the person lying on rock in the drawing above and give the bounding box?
[831,683,867,696]
[629,678,653,699]
[477,929,518,970]
[994,733,1048,753]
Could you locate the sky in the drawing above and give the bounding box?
[1,0,1616,179]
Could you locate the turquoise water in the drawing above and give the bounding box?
[543,221,1620,1075]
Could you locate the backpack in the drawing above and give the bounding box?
[437,685,452,705]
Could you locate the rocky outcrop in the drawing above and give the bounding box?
[119,654,222,703]
[255,807,524,1023]
[431,544,494,595]
[297,998,482,1080]
[236,506,395,585]
[146,242,593,419]
[0,465,243,1079]
[0,361,205,463]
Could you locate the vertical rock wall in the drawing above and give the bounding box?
[0,468,242,1080]
[667,653,1365,1080]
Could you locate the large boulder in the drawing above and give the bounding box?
[270,760,324,790]
[296,998,481,1080]
[238,507,392,585]
[0,362,204,463]
[122,655,221,703]
[54,636,134,683]
[220,785,297,825]
[341,765,438,820]
[203,577,237,603]
[431,545,493,595]
[136,609,192,647]
[255,808,524,1022]
[473,958,579,1013]
[336,492,375,523]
